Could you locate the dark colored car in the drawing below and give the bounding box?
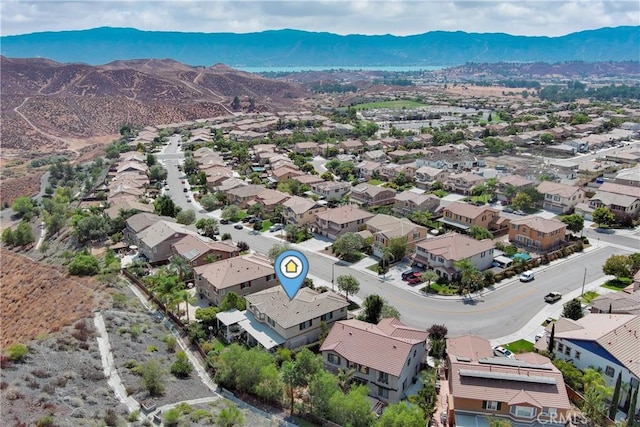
[401,270,416,279]
[233,223,244,230]
[503,206,514,213]
[220,219,230,224]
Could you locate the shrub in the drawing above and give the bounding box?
[163,408,181,427]
[236,241,249,252]
[7,343,28,362]
[146,345,158,353]
[127,410,140,422]
[68,252,100,276]
[170,351,193,378]
[483,271,495,286]
[104,408,118,426]
[190,409,212,422]
[37,416,55,427]
[163,335,177,352]
[124,359,138,369]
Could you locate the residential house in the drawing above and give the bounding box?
[414,166,449,190]
[170,235,239,267]
[203,165,234,188]
[445,172,486,196]
[104,196,153,219]
[393,191,440,217]
[498,175,535,202]
[218,287,348,350]
[137,220,197,263]
[282,196,327,227]
[124,213,174,245]
[614,168,640,188]
[311,181,352,201]
[536,314,640,413]
[350,183,396,208]
[413,233,495,280]
[365,214,428,258]
[465,140,486,153]
[356,161,383,181]
[315,205,375,240]
[340,139,364,154]
[537,182,586,214]
[270,165,303,183]
[253,189,291,213]
[590,285,640,315]
[194,253,278,306]
[116,161,148,176]
[212,177,246,193]
[589,190,640,219]
[508,216,567,253]
[362,150,387,163]
[226,184,267,208]
[439,202,501,232]
[320,318,428,403]
[446,335,572,427]
[290,174,325,187]
[293,142,320,155]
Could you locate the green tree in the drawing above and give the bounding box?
[627,385,638,427]
[603,255,633,279]
[583,387,607,426]
[182,157,199,175]
[247,203,265,218]
[220,292,246,311]
[376,402,425,427]
[468,225,493,240]
[195,218,218,238]
[593,206,615,227]
[163,408,180,427]
[68,252,100,276]
[170,350,193,378]
[254,363,284,404]
[6,343,29,362]
[421,270,439,292]
[139,359,165,396]
[321,171,334,181]
[2,227,16,246]
[176,209,196,225]
[75,214,111,243]
[268,242,291,262]
[309,370,339,418]
[195,306,220,329]
[487,418,513,427]
[332,232,364,261]
[548,323,556,354]
[281,360,302,415]
[381,299,401,319]
[154,195,180,217]
[217,405,245,427]
[231,96,241,111]
[12,196,35,218]
[512,192,533,210]
[388,236,408,261]
[148,164,168,182]
[14,221,35,247]
[329,384,376,427]
[562,298,584,320]
[454,259,481,294]
[610,372,622,420]
[169,255,192,282]
[337,275,360,300]
[146,268,183,314]
[360,294,384,324]
[540,133,554,144]
[199,193,218,211]
[146,153,157,167]
[221,205,241,222]
[295,348,324,386]
[560,213,585,234]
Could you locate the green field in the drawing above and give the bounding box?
[352,100,427,110]
[504,339,535,353]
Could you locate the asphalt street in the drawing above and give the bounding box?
[156,136,637,339]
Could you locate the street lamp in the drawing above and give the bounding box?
[581,267,587,297]
[332,262,335,292]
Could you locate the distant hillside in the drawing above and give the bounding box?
[1,26,639,66]
[0,56,307,151]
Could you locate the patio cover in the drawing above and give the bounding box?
[437,217,471,230]
[513,253,532,261]
[216,309,247,326]
[238,311,286,350]
[493,255,513,266]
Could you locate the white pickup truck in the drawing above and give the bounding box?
[544,292,562,303]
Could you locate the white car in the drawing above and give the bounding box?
[269,223,284,232]
[492,346,515,359]
[519,271,535,282]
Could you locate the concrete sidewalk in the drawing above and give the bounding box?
[490,274,616,347]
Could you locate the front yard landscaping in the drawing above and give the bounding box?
[504,339,535,354]
[601,277,632,291]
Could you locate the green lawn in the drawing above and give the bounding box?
[367,179,383,186]
[471,194,490,204]
[352,100,427,110]
[425,283,458,295]
[366,263,379,273]
[260,219,273,232]
[504,339,535,353]
[237,211,248,220]
[601,277,632,291]
[580,291,599,303]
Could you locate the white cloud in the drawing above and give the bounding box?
[0,0,637,37]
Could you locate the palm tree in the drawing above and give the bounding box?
[169,255,193,282]
[421,270,439,292]
[281,361,301,415]
[336,367,355,393]
[454,259,480,295]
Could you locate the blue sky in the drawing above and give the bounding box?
[1,1,638,37]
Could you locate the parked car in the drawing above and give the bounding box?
[403,272,422,281]
[503,206,514,213]
[269,223,284,232]
[243,216,256,223]
[513,209,526,216]
[233,223,244,230]
[544,292,562,303]
[185,197,191,203]
[401,270,417,279]
[220,219,230,225]
[492,346,515,359]
[519,271,535,282]
[183,187,188,192]
[407,276,423,285]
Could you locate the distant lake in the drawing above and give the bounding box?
[236,66,445,73]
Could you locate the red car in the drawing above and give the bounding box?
[403,272,422,281]
[407,276,423,285]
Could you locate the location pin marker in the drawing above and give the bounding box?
[274,250,309,300]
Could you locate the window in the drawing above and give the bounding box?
[378,372,389,384]
[299,320,312,330]
[483,401,501,411]
[327,353,340,365]
[574,351,581,360]
[510,405,536,418]
[542,407,557,417]
[631,378,639,389]
[267,317,275,327]
[605,366,615,377]
[564,346,571,356]
[240,281,251,289]
[321,312,333,321]
[378,386,389,399]
[557,343,564,353]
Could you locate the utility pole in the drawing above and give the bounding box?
[332,263,335,292]
[581,267,587,297]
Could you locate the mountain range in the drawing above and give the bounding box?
[1,26,639,67]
